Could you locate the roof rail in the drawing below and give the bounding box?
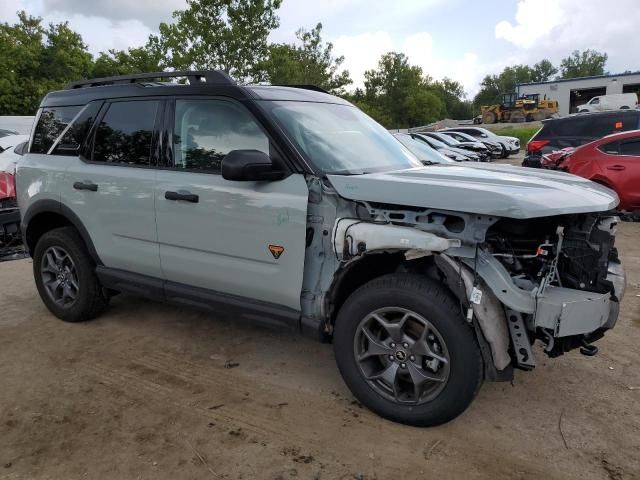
[273,84,330,94]
[64,70,236,90]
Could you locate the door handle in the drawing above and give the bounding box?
[164,191,199,203]
[606,165,626,171]
[73,181,98,192]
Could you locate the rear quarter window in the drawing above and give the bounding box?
[30,106,82,154]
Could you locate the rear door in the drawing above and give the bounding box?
[61,99,162,277]
[155,97,308,310]
[598,137,640,210]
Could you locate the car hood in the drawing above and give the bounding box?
[327,163,618,219]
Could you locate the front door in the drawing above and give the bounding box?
[155,98,308,310]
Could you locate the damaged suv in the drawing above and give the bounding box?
[17,71,625,426]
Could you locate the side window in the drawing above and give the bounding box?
[93,101,159,165]
[173,99,269,172]
[619,139,640,156]
[30,106,82,154]
[599,141,619,154]
[52,102,102,156]
[590,97,600,105]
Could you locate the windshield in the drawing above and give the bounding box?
[454,131,481,143]
[431,132,460,146]
[264,101,421,174]
[394,134,453,164]
[415,134,446,149]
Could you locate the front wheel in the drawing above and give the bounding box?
[333,274,483,427]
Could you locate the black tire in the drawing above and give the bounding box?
[501,145,509,158]
[333,273,483,427]
[33,227,108,322]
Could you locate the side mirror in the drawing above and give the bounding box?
[221,150,285,181]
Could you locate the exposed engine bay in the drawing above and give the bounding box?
[302,177,626,379]
[486,213,618,297]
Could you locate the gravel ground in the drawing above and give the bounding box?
[0,159,638,480]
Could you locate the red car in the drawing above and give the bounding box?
[545,130,640,212]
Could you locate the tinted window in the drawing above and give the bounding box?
[31,106,81,154]
[600,141,619,154]
[52,102,102,156]
[93,101,158,165]
[552,113,638,139]
[620,138,640,156]
[173,99,269,172]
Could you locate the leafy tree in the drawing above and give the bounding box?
[352,52,444,128]
[530,59,558,82]
[0,12,92,115]
[560,49,608,79]
[260,23,351,93]
[92,47,163,78]
[151,0,282,82]
[432,78,473,119]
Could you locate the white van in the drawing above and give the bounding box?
[577,93,638,113]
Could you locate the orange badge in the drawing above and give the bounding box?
[269,245,285,259]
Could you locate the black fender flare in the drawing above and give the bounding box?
[21,199,102,265]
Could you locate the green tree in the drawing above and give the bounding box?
[0,11,93,115]
[355,52,444,128]
[432,78,473,119]
[559,49,608,79]
[92,47,163,78]
[260,23,351,93]
[151,0,282,82]
[530,59,558,82]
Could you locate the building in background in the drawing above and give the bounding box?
[517,72,640,116]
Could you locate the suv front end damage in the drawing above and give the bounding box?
[301,170,625,378]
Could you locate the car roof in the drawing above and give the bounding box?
[542,109,640,124]
[40,71,349,108]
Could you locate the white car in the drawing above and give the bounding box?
[577,93,638,113]
[0,135,29,172]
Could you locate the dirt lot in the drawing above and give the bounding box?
[1,165,639,479]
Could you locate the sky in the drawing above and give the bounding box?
[1,0,639,97]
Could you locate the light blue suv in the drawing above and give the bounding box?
[17,71,626,426]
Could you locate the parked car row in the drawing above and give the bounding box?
[521,109,640,214]
[522,109,640,167]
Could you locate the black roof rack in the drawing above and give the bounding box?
[65,70,236,90]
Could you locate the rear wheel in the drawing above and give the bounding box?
[333,274,483,427]
[33,227,108,322]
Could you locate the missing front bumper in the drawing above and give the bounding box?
[534,260,626,338]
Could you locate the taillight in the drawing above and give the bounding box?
[527,140,550,152]
[0,172,16,201]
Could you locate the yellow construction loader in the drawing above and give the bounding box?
[481,93,559,124]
